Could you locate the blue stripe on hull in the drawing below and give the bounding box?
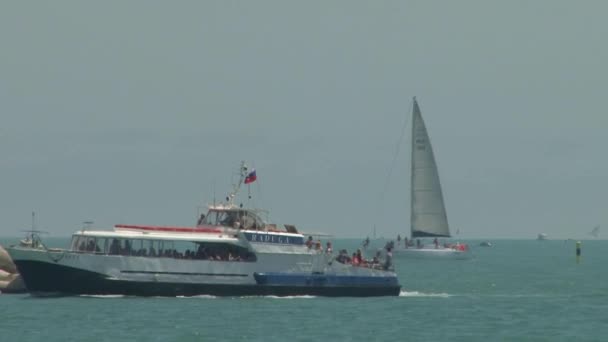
[14,261,400,297]
[254,272,399,287]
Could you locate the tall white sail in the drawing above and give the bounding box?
[410,98,450,238]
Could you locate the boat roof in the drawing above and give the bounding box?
[72,227,240,243]
[72,223,304,242]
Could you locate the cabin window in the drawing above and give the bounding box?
[102,238,109,254]
[133,239,145,256]
[70,236,84,251]
[160,241,174,257]
[217,211,237,227]
[147,240,158,257]
[108,238,121,255]
[240,212,259,229]
[96,237,255,262]
[193,242,256,262]
[85,237,99,253]
[122,239,134,255]
[202,211,219,226]
[157,240,165,257]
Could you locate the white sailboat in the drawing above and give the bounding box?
[394,97,470,259]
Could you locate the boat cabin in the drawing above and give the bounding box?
[200,207,298,233]
[68,230,256,262]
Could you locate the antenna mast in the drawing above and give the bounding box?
[226,161,249,207]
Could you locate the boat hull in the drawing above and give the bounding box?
[9,246,401,297]
[253,272,400,296]
[393,247,471,260]
[14,260,399,297]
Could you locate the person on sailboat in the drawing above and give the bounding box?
[397,234,401,246]
[433,238,439,249]
[404,237,409,249]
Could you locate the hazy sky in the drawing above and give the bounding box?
[1,1,607,239]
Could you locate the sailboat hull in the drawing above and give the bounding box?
[393,246,471,260]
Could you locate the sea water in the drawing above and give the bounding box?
[1,238,607,341]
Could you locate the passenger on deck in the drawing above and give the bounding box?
[306,236,313,249]
[335,249,348,263]
[315,240,323,252]
[433,238,439,249]
[352,253,360,265]
[356,249,364,265]
[372,250,381,266]
[383,247,393,270]
[416,239,421,248]
[325,242,333,254]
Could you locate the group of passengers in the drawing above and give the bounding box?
[305,236,333,255]
[77,238,255,262]
[304,236,392,270]
[395,236,428,249]
[335,248,393,270]
[79,239,101,253]
[335,248,365,265]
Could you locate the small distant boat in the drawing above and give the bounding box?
[392,98,470,259]
[479,241,492,247]
[589,225,600,238]
[537,233,548,240]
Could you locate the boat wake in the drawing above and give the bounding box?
[177,295,217,299]
[264,295,317,299]
[78,294,129,298]
[239,295,317,299]
[179,295,317,299]
[399,290,450,298]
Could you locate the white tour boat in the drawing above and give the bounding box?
[8,163,400,297]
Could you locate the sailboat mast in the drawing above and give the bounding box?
[409,97,416,239]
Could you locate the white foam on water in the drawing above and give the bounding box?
[237,295,317,299]
[176,295,217,299]
[399,290,451,298]
[78,294,128,298]
[264,295,317,299]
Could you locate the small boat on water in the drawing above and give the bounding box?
[589,225,600,238]
[7,163,400,297]
[392,97,470,259]
[479,241,492,247]
[537,233,548,240]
